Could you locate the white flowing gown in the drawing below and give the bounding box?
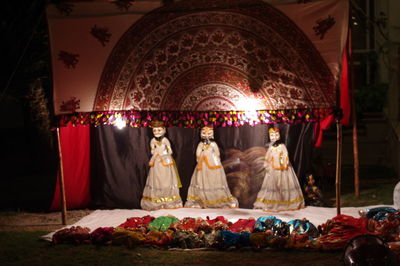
[253,143,304,212]
[140,137,183,210]
[185,141,238,208]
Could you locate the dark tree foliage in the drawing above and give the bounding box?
[0,1,56,211]
[1,1,50,97]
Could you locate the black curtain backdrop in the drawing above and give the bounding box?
[90,123,314,209]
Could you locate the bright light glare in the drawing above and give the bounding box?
[237,98,261,111]
[245,109,258,121]
[236,98,261,122]
[114,116,126,129]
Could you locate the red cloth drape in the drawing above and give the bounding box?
[50,123,91,210]
[340,36,351,126]
[314,114,335,147]
[314,35,351,147]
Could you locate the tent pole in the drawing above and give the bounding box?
[352,115,360,197]
[351,79,360,196]
[56,127,67,225]
[335,117,343,215]
[349,34,360,197]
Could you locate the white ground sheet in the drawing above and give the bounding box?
[42,205,392,241]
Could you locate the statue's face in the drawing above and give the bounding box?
[152,127,166,138]
[201,128,214,140]
[307,175,315,185]
[269,131,280,142]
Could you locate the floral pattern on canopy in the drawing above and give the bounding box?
[94,0,337,112]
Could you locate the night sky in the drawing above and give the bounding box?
[1,1,56,211]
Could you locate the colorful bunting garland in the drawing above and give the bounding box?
[57,109,332,128]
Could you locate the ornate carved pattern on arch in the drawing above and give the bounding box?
[164,65,269,111]
[94,0,335,112]
[181,84,251,111]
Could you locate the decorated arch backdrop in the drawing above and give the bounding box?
[48,0,348,115]
[47,0,349,210]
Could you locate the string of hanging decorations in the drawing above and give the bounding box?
[56,108,333,128]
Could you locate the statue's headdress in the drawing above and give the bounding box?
[268,127,280,133]
[150,120,165,128]
[201,125,214,132]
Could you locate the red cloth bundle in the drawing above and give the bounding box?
[90,227,115,245]
[317,215,370,250]
[52,226,91,245]
[206,216,228,225]
[170,217,209,232]
[227,218,256,233]
[206,216,230,231]
[118,215,154,231]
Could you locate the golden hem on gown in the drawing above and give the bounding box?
[185,141,238,209]
[141,137,183,210]
[253,144,304,212]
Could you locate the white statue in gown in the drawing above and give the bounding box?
[394,181,400,209]
[185,126,238,208]
[253,127,304,212]
[140,121,183,210]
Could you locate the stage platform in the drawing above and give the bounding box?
[42,205,391,241]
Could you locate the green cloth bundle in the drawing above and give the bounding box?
[148,216,179,231]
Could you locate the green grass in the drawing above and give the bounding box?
[0,231,342,266]
[323,166,398,207]
[340,182,395,207]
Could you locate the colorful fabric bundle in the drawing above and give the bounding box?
[254,216,289,236]
[387,241,400,256]
[227,218,256,233]
[203,230,223,248]
[111,227,146,247]
[50,213,400,251]
[118,215,154,231]
[359,207,399,221]
[170,217,209,233]
[172,231,205,249]
[206,216,230,231]
[206,216,228,224]
[317,215,370,250]
[249,232,272,249]
[254,216,281,232]
[287,219,319,238]
[268,235,288,249]
[367,212,400,242]
[52,226,91,245]
[250,231,317,250]
[221,231,251,248]
[285,233,314,249]
[148,216,179,231]
[145,229,174,246]
[90,227,115,245]
[171,229,223,249]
